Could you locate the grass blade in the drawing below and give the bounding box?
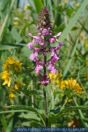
[0,0,15,42]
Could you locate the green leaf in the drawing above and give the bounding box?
[6,118,13,132]
[0,115,7,131]
[11,28,22,42]
[33,0,43,13]
[0,105,40,115]
[21,121,42,127]
[0,45,17,50]
[0,110,29,114]
[19,112,40,121]
[47,0,54,20]
[21,46,32,57]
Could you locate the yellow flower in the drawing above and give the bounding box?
[60,79,83,94]
[55,80,60,85]
[48,73,57,80]
[1,71,11,87]
[14,61,22,71]
[60,80,66,89]
[9,92,15,100]
[64,79,77,88]
[3,57,22,72]
[48,72,62,83]
[49,72,83,94]
[3,57,15,70]
[0,57,22,100]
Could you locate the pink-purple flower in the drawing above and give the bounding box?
[48,64,57,73]
[35,64,43,75]
[29,52,38,61]
[49,37,56,43]
[27,42,34,49]
[41,28,50,36]
[27,7,63,85]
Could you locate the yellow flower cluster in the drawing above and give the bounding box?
[49,72,62,85]
[3,57,22,72]
[1,71,11,87]
[9,81,22,100]
[49,73,83,94]
[0,57,22,100]
[60,79,83,93]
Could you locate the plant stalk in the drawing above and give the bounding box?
[43,51,48,127]
[43,87,48,127]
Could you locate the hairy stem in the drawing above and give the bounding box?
[43,50,48,127]
[43,88,48,127]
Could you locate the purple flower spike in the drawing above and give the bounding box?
[27,7,64,85]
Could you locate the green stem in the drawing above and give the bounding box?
[30,81,35,107]
[60,97,68,112]
[42,42,48,127]
[43,87,48,127]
